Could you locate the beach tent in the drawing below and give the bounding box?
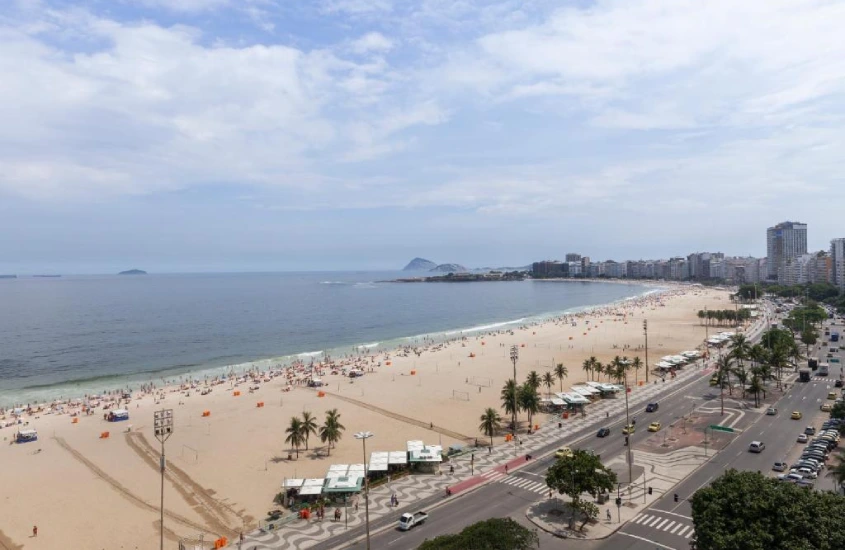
[108,409,129,422]
[16,429,37,443]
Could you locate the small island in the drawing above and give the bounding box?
[118,269,147,275]
[390,271,526,283]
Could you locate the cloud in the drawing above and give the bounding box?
[320,0,393,15]
[350,31,393,54]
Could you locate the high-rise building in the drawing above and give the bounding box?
[832,239,845,290]
[766,221,808,282]
[565,253,582,263]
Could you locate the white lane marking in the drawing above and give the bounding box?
[645,516,663,527]
[654,518,671,530]
[677,525,691,537]
[633,514,650,525]
[686,529,694,538]
[660,520,677,532]
[669,522,683,534]
[656,510,693,520]
[618,531,678,550]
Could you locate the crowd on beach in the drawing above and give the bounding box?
[1,285,701,433]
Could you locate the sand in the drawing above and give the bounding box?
[0,283,733,549]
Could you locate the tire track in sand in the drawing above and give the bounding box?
[125,432,245,538]
[53,436,218,537]
[297,387,475,443]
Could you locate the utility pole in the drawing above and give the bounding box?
[643,320,649,383]
[623,368,633,487]
[354,431,374,550]
[154,409,174,550]
[510,345,519,433]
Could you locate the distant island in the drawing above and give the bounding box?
[0,274,16,279]
[401,257,530,274]
[402,258,438,271]
[390,271,526,283]
[118,269,147,275]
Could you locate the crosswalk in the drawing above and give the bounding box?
[480,470,552,495]
[631,513,694,539]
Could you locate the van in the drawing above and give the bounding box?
[749,441,765,453]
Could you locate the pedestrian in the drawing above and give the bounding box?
[607,509,611,522]
[606,411,609,418]
[33,525,38,537]
[354,501,359,512]
[449,465,454,475]
[505,465,509,474]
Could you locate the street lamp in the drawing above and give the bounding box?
[354,431,374,550]
[643,320,649,383]
[510,345,519,433]
[153,409,173,550]
[623,368,633,488]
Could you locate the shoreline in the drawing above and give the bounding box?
[0,280,663,408]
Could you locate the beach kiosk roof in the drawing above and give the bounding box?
[407,440,425,452]
[550,397,566,407]
[571,385,600,396]
[409,446,443,463]
[283,478,304,489]
[656,361,674,370]
[557,392,589,405]
[326,465,350,479]
[299,478,325,496]
[586,381,619,393]
[323,476,363,493]
[369,452,390,472]
[348,464,366,476]
[388,451,407,465]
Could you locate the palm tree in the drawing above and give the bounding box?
[501,380,519,432]
[589,356,599,381]
[319,409,345,456]
[826,452,845,493]
[300,411,318,450]
[526,370,541,391]
[542,372,556,398]
[554,363,568,392]
[285,417,305,459]
[594,361,605,382]
[581,358,592,382]
[478,408,502,448]
[716,354,733,416]
[631,356,643,385]
[519,383,540,429]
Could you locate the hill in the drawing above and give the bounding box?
[402,258,438,271]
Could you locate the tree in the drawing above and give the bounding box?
[417,518,539,550]
[716,354,733,416]
[319,408,345,455]
[691,469,845,550]
[825,451,845,491]
[300,411,318,450]
[541,371,555,398]
[478,407,502,447]
[829,401,845,420]
[581,358,593,381]
[572,499,599,531]
[285,417,305,458]
[518,383,540,429]
[525,370,541,391]
[546,449,617,504]
[801,327,818,351]
[500,380,519,432]
[631,356,643,385]
[554,363,568,392]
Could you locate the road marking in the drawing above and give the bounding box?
[677,525,691,537]
[632,514,649,524]
[669,522,683,534]
[654,518,671,530]
[656,510,693,520]
[645,516,662,527]
[618,531,678,549]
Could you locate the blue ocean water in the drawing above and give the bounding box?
[0,272,653,406]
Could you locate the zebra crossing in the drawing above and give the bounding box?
[481,471,551,495]
[631,513,694,539]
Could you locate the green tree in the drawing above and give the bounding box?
[825,451,845,490]
[417,518,539,550]
[319,408,345,455]
[631,356,643,385]
[572,499,599,531]
[525,370,541,391]
[285,417,305,459]
[500,380,519,432]
[691,469,845,550]
[554,363,568,392]
[581,358,593,381]
[518,383,540,429]
[546,448,617,505]
[478,407,502,447]
[300,410,318,450]
[541,371,555,398]
[716,354,733,416]
[829,401,845,420]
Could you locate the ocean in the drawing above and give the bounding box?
[0,272,654,406]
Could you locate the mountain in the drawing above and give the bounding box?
[118,269,147,275]
[402,258,438,271]
[430,263,468,273]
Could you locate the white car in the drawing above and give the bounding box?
[797,434,808,443]
[778,473,803,482]
[792,467,818,479]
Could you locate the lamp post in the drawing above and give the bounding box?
[153,409,174,550]
[510,345,519,433]
[354,431,374,550]
[643,320,649,383]
[623,369,633,488]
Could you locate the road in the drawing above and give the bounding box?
[321,307,840,550]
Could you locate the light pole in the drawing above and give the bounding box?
[623,369,633,487]
[510,345,519,434]
[354,431,374,550]
[154,409,173,550]
[643,320,649,383]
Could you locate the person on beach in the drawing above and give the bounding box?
[33,525,37,537]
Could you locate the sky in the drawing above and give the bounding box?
[2,0,845,273]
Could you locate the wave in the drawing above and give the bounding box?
[297,350,324,358]
[358,343,380,349]
[444,318,527,335]
[320,281,351,285]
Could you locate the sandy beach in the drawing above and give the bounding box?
[0,283,733,549]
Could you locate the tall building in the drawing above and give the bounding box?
[832,238,845,290]
[565,253,582,263]
[766,221,808,282]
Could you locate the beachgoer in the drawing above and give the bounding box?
[33,525,38,537]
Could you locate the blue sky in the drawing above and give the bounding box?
[2,0,845,273]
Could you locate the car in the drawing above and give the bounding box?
[795,460,822,472]
[766,407,778,416]
[749,441,765,453]
[801,452,826,462]
[648,422,662,432]
[791,411,802,420]
[836,380,843,388]
[798,434,808,443]
[555,447,574,459]
[772,461,788,472]
[622,424,636,435]
[792,467,819,480]
[778,472,803,482]
[805,426,816,435]
[597,427,611,438]
[829,392,837,400]
[822,403,833,412]
[646,403,659,413]
[797,479,815,488]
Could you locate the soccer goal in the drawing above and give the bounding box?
[452,390,470,401]
[180,444,199,464]
[468,376,492,387]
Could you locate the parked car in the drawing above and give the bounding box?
[821,403,832,412]
[772,461,788,472]
[805,426,816,435]
[778,473,803,482]
[797,434,808,443]
[793,467,818,479]
[836,380,843,388]
[646,403,659,413]
[597,427,611,438]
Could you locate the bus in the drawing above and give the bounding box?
[832,332,840,343]
[808,357,819,370]
[818,363,830,376]
[799,369,811,382]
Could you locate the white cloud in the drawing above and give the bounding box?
[137,0,231,13]
[320,0,393,15]
[350,31,393,54]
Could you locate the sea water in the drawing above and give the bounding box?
[0,272,653,405]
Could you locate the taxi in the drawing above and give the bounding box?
[555,447,573,459]
[648,421,662,432]
[791,411,803,420]
[622,424,636,435]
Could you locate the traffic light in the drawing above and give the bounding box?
[615,497,622,507]
[648,487,653,495]
[674,493,679,502]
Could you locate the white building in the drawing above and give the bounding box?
[767,221,808,282]
[832,238,845,290]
